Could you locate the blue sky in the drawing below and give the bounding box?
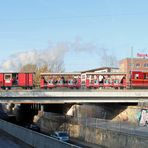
[0,0,148,71]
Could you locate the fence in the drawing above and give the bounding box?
[67,117,148,137]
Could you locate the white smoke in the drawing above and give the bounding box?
[0,39,96,72]
[0,39,119,72]
[70,37,96,53]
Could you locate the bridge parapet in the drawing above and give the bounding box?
[0,90,147,103]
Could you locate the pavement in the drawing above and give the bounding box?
[0,129,32,148]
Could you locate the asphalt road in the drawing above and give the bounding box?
[0,129,32,148]
[69,138,106,148]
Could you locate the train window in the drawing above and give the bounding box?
[134,74,139,79]
[49,80,53,84]
[144,74,148,79]
[86,75,90,78]
[81,75,85,79]
[144,63,148,68]
[4,74,12,80]
[68,80,72,84]
[94,80,99,84]
[114,80,119,83]
[136,63,140,68]
[60,80,63,84]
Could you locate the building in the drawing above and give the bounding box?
[119,57,148,81]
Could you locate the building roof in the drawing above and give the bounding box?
[81,67,119,73]
[120,57,148,61]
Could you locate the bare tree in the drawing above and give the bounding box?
[100,48,118,67]
[20,60,65,86]
[20,64,37,73]
[48,59,65,72]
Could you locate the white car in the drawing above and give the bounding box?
[51,131,69,142]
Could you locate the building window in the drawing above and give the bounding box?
[144,63,148,68]
[136,63,140,68]
[129,63,134,67]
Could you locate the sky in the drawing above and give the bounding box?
[0,0,148,72]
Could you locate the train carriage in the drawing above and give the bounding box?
[81,72,127,89]
[0,72,34,89]
[40,73,81,89]
[1,70,148,90]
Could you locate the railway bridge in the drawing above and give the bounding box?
[0,89,147,104]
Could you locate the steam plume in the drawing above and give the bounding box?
[0,39,96,72]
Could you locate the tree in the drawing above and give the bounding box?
[20,64,37,73]
[20,61,65,87]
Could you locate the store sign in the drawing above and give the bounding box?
[137,53,148,58]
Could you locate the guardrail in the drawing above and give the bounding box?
[0,119,79,148]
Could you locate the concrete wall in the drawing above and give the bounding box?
[66,104,139,124]
[66,124,148,148]
[39,117,148,148]
[0,119,78,148]
[112,106,140,123]
[36,110,148,148]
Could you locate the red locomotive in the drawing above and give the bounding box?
[0,70,148,90]
[131,71,148,88]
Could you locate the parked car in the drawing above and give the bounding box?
[51,131,69,142]
[28,124,40,132]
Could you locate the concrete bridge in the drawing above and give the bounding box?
[0,89,148,103]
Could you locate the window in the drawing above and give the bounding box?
[134,74,139,79]
[129,63,134,67]
[144,63,148,68]
[144,73,148,79]
[4,74,12,80]
[136,63,140,68]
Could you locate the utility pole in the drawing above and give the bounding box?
[130,46,134,89]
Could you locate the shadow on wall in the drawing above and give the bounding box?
[102,104,128,120]
[66,103,133,120]
[16,104,39,125]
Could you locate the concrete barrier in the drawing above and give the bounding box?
[67,124,148,148]
[0,120,79,148]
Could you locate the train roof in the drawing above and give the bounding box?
[0,72,35,74]
[81,67,119,73]
[40,72,81,76]
[82,72,126,75]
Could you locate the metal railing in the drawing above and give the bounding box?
[67,117,148,137]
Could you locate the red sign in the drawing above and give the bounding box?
[137,53,148,58]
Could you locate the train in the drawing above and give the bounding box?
[0,70,148,90]
[0,72,33,89]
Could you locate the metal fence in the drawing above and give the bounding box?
[67,117,148,137]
